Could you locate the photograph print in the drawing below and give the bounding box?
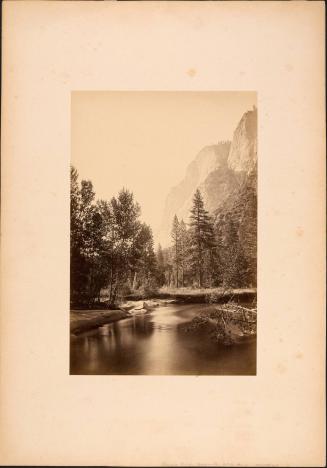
[70,91,257,375]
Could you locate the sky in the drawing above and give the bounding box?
[72,91,256,243]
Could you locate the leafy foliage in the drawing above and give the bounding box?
[71,162,257,305]
[70,167,157,307]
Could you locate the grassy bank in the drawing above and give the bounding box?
[125,287,257,304]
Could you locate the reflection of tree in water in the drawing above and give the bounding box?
[78,336,100,370]
[70,305,256,375]
[98,317,155,357]
[83,337,90,353]
[101,334,113,353]
[112,322,122,348]
[80,335,99,359]
[133,314,154,337]
[176,321,189,334]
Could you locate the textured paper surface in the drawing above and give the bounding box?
[1,1,325,465]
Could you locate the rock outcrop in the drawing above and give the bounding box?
[227,106,257,173]
[158,106,257,250]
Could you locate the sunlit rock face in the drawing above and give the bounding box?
[227,106,257,174]
[214,107,257,287]
[158,107,257,248]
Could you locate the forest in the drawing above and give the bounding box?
[71,165,256,308]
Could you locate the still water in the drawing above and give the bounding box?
[70,303,256,375]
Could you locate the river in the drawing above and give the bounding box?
[70,303,256,375]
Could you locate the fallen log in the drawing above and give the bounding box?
[182,303,257,345]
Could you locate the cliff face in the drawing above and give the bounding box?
[158,142,231,246]
[214,107,257,287]
[157,107,257,255]
[228,107,257,173]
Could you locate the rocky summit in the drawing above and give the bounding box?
[157,106,257,249]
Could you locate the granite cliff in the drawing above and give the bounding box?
[158,106,257,259]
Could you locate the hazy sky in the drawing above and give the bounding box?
[72,91,256,242]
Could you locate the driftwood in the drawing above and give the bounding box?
[215,304,257,322]
[213,304,257,344]
[183,303,257,345]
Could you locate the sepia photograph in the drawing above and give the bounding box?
[1,1,325,466]
[70,91,257,375]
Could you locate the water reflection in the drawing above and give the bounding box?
[70,304,256,375]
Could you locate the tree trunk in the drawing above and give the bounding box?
[175,243,179,288]
[132,271,137,290]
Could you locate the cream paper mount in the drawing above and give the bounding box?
[1,1,325,466]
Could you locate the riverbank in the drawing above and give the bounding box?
[71,287,256,311]
[70,309,130,336]
[70,298,179,336]
[125,287,256,304]
[70,288,256,336]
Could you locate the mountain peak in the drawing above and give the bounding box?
[157,108,257,247]
[227,107,257,173]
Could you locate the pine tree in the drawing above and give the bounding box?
[171,215,180,287]
[178,219,188,287]
[156,244,166,287]
[203,218,218,287]
[188,189,216,287]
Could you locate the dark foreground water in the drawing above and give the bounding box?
[70,303,256,375]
